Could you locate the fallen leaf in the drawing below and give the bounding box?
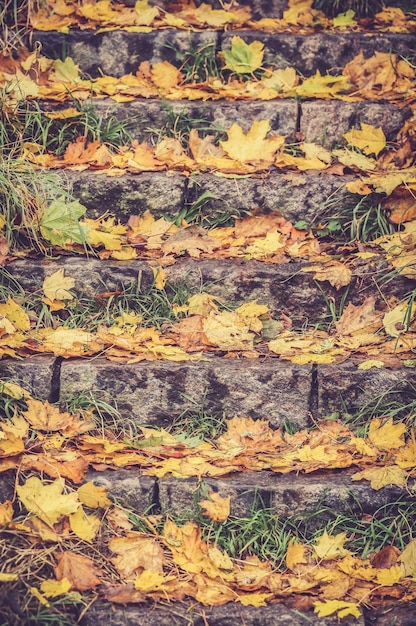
[55,552,103,591]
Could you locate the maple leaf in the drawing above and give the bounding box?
[110,534,165,577]
[222,36,264,74]
[69,506,100,542]
[40,577,72,598]
[0,296,30,331]
[335,297,381,337]
[314,600,361,619]
[302,261,351,289]
[55,552,103,591]
[39,197,87,246]
[368,418,406,450]
[0,500,13,526]
[351,465,407,490]
[286,540,307,570]
[22,398,88,434]
[383,301,416,337]
[343,123,386,157]
[151,61,181,90]
[333,9,356,27]
[50,57,81,83]
[134,570,176,592]
[332,148,377,171]
[199,491,230,522]
[43,270,75,301]
[313,530,350,560]
[400,538,416,577]
[220,121,284,164]
[16,477,80,526]
[77,482,112,508]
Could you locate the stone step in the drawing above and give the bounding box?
[90,466,412,520]
[63,169,352,225]
[52,97,410,148]
[2,355,415,429]
[33,29,415,78]
[4,256,413,324]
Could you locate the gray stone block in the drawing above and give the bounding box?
[318,364,416,419]
[61,170,187,220]
[90,98,298,139]
[301,101,412,148]
[184,172,351,224]
[0,356,56,400]
[221,32,416,76]
[60,358,313,428]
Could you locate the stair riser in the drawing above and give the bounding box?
[33,30,416,78]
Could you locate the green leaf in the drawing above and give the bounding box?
[222,36,264,74]
[333,9,356,27]
[39,197,87,246]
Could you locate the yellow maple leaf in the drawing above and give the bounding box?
[351,465,407,490]
[314,600,361,619]
[202,310,254,350]
[383,301,416,337]
[0,500,13,526]
[368,418,406,450]
[399,538,416,576]
[333,9,356,27]
[396,440,416,469]
[0,296,30,331]
[238,592,274,607]
[69,506,100,542]
[134,570,176,592]
[77,482,112,509]
[222,36,264,74]
[302,261,351,289]
[286,540,307,570]
[40,577,72,598]
[151,61,181,90]
[343,123,386,156]
[17,477,80,527]
[313,530,350,560]
[43,270,75,301]
[50,57,81,83]
[220,121,284,164]
[199,491,231,522]
[332,148,377,171]
[376,565,404,586]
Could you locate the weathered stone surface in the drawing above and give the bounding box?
[3,258,155,297]
[158,469,410,518]
[187,172,351,224]
[4,257,335,319]
[0,356,56,400]
[62,170,187,220]
[80,600,364,625]
[34,30,415,78]
[301,101,412,148]
[222,32,416,76]
[87,468,156,513]
[60,358,313,428]
[34,30,219,77]
[366,604,416,626]
[90,98,298,139]
[317,364,416,418]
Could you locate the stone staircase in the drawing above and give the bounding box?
[2,1,416,624]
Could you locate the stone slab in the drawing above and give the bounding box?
[80,601,364,626]
[158,469,408,518]
[301,101,412,148]
[0,355,56,400]
[3,257,336,320]
[317,364,416,419]
[221,31,416,76]
[89,98,298,139]
[61,169,351,225]
[62,170,187,220]
[34,30,415,78]
[186,172,351,224]
[59,358,313,428]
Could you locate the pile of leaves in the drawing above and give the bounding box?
[2,44,415,105]
[1,380,416,621]
[29,0,416,33]
[1,256,416,366]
